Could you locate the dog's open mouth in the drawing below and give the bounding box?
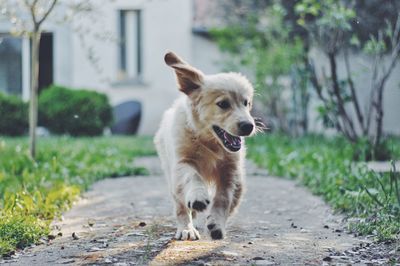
[213,125,241,152]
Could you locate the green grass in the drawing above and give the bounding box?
[247,134,400,241]
[0,136,156,256]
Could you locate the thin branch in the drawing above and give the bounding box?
[392,14,400,49]
[373,22,400,146]
[373,43,400,146]
[366,48,380,135]
[381,42,400,87]
[307,61,355,138]
[378,32,387,75]
[308,61,326,102]
[344,48,365,132]
[37,0,58,26]
[23,0,39,24]
[328,52,357,140]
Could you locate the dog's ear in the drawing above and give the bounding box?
[164,52,204,95]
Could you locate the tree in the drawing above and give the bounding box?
[296,0,400,159]
[0,0,107,158]
[1,0,59,158]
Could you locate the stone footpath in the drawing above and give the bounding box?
[4,157,388,265]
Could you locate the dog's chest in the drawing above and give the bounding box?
[178,140,237,182]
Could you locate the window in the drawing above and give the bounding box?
[118,10,142,81]
[0,34,22,95]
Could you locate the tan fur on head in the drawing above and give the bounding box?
[194,72,255,139]
[155,51,256,241]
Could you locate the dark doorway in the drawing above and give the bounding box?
[38,33,53,93]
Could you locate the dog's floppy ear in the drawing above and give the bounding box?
[164,51,204,95]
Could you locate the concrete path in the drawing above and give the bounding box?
[4,157,366,265]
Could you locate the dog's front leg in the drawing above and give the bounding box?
[173,163,210,240]
[207,174,243,240]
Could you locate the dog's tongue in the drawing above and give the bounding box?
[224,132,241,146]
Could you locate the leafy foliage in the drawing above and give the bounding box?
[281,0,400,47]
[294,0,400,158]
[352,0,400,45]
[0,216,48,255]
[0,93,28,136]
[0,136,155,256]
[39,85,112,136]
[247,134,400,241]
[210,4,305,132]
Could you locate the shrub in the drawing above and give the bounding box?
[39,86,112,136]
[0,93,28,136]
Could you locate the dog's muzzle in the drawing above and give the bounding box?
[213,125,242,152]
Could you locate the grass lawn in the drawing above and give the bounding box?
[0,136,155,256]
[247,134,400,241]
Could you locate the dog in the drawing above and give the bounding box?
[154,51,256,240]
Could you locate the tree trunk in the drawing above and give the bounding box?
[29,29,41,159]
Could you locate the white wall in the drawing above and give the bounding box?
[53,0,193,135]
[191,34,224,75]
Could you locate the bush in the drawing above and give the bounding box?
[39,86,112,136]
[0,93,28,136]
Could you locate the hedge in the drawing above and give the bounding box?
[39,86,112,136]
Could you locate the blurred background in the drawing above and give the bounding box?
[0,0,399,139]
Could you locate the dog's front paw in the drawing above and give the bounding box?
[206,216,226,240]
[186,190,210,212]
[175,227,200,241]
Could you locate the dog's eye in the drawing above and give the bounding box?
[217,100,230,110]
[244,100,248,107]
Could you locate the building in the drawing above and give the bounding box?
[0,0,207,135]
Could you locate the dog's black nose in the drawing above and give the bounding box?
[238,121,254,136]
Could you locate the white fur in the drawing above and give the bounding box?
[154,52,255,240]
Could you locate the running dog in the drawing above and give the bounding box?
[154,51,257,240]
